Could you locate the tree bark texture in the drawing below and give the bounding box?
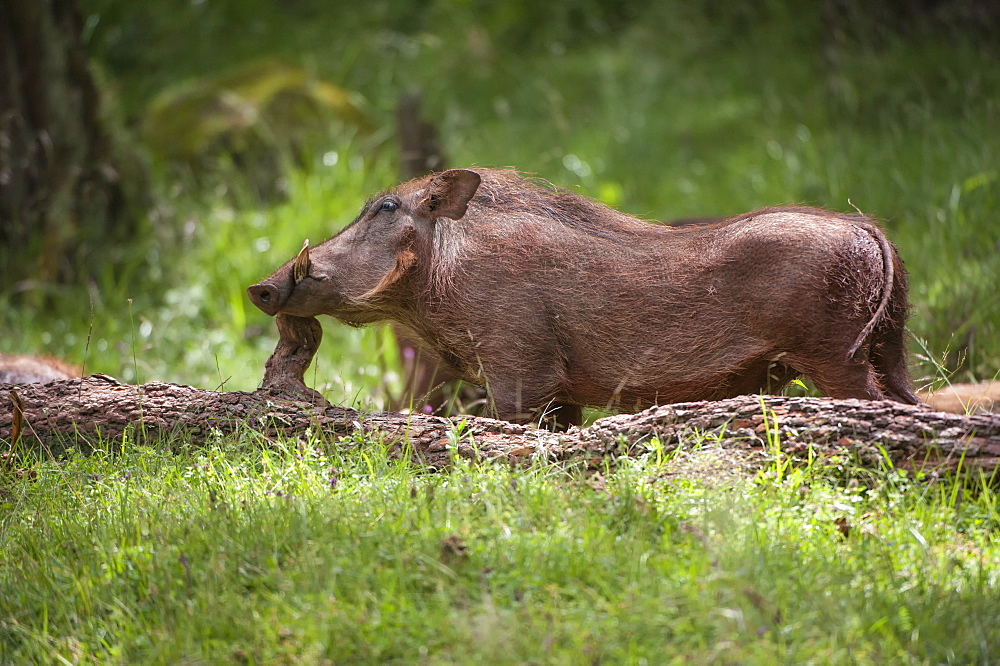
[4,313,998,474]
[0,0,145,287]
[3,377,999,474]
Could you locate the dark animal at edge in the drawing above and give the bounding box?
[248,168,918,427]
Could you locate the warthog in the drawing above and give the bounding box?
[919,381,999,415]
[248,168,918,426]
[0,354,80,384]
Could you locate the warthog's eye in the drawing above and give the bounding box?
[379,199,399,213]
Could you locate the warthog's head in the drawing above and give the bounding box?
[247,169,482,324]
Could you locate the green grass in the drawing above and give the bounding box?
[2,3,1000,662]
[3,430,999,663]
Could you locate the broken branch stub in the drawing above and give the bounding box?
[261,313,327,406]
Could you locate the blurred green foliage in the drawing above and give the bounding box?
[143,58,373,199]
[1,0,997,397]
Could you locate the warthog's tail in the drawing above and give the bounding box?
[848,222,919,404]
[847,222,896,359]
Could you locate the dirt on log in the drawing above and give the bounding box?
[2,375,999,474]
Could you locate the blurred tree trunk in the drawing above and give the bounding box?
[396,90,445,182]
[0,0,146,291]
[390,92,488,417]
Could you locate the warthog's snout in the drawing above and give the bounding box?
[248,240,313,317]
[247,283,281,316]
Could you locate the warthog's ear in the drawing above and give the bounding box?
[416,169,482,220]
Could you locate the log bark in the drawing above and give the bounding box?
[3,377,999,474]
[4,313,998,474]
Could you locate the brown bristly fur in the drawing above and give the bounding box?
[919,381,999,415]
[249,168,918,427]
[0,354,81,384]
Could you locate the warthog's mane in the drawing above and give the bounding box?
[466,169,876,241]
[465,169,655,242]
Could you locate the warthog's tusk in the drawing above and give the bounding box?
[293,239,311,285]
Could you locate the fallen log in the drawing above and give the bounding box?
[3,313,998,474]
[2,376,999,474]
